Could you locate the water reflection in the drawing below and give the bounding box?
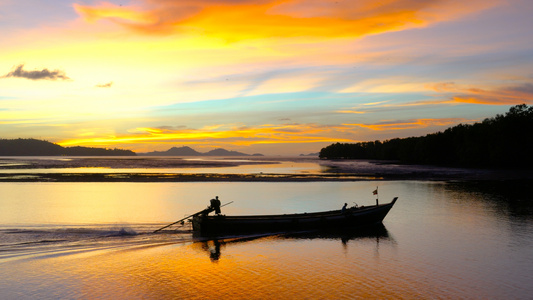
[208,239,222,261]
[197,239,222,262]
[442,180,533,254]
[1,180,532,299]
[194,234,276,262]
[195,224,394,262]
[446,180,533,218]
[282,223,391,242]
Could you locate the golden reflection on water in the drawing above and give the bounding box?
[2,181,532,299]
[31,233,409,300]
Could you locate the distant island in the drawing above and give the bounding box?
[0,139,136,156]
[140,146,263,156]
[0,139,263,157]
[319,104,533,169]
[300,152,319,157]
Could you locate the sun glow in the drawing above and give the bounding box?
[58,124,353,150]
[345,118,469,131]
[2,0,532,155]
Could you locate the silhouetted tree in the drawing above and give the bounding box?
[319,104,533,169]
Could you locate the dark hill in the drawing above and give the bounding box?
[142,146,202,156]
[142,146,257,156]
[0,138,136,156]
[205,148,249,156]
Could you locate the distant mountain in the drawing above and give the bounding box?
[142,146,202,156]
[300,152,319,157]
[205,148,249,156]
[142,146,262,156]
[0,138,136,156]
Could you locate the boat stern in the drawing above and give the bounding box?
[192,215,203,233]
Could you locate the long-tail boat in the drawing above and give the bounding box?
[191,197,398,237]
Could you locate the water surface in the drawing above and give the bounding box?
[1,180,531,299]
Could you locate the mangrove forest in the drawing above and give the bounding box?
[319,104,533,169]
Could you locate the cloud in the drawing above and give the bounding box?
[73,2,158,24]
[96,81,113,88]
[58,123,354,148]
[430,82,533,105]
[246,72,325,96]
[154,125,188,130]
[345,118,468,131]
[336,110,366,114]
[339,77,430,94]
[73,0,500,40]
[2,64,70,81]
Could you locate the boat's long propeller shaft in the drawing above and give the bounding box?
[153,201,233,233]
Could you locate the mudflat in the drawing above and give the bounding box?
[1,156,531,182]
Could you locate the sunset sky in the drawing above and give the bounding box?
[1,0,533,155]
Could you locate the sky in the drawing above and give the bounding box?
[1,0,533,155]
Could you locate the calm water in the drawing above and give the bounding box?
[1,179,532,299]
[0,156,327,174]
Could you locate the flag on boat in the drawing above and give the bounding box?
[373,188,378,195]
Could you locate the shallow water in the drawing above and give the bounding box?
[0,156,326,175]
[1,180,532,299]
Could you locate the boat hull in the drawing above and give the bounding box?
[193,197,398,237]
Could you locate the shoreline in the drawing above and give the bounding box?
[0,173,381,182]
[1,156,532,182]
[1,170,531,182]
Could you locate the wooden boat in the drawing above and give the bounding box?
[192,197,398,237]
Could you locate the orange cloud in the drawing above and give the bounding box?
[345,118,467,131]
[336,110,366,114]
[73,2,157,24]
[73,0,499,40]
[190,2,426,41]
[431,82,533,105]
[58,123,353,149]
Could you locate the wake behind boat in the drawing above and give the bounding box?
[191,197,398,237]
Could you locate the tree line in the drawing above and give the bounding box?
[0,138,136,156]
[319,104,533,169]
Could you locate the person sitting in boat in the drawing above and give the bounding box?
[341,203,348,213]
[210,196,222,215]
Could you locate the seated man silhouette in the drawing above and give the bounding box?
[210,196,222,215]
